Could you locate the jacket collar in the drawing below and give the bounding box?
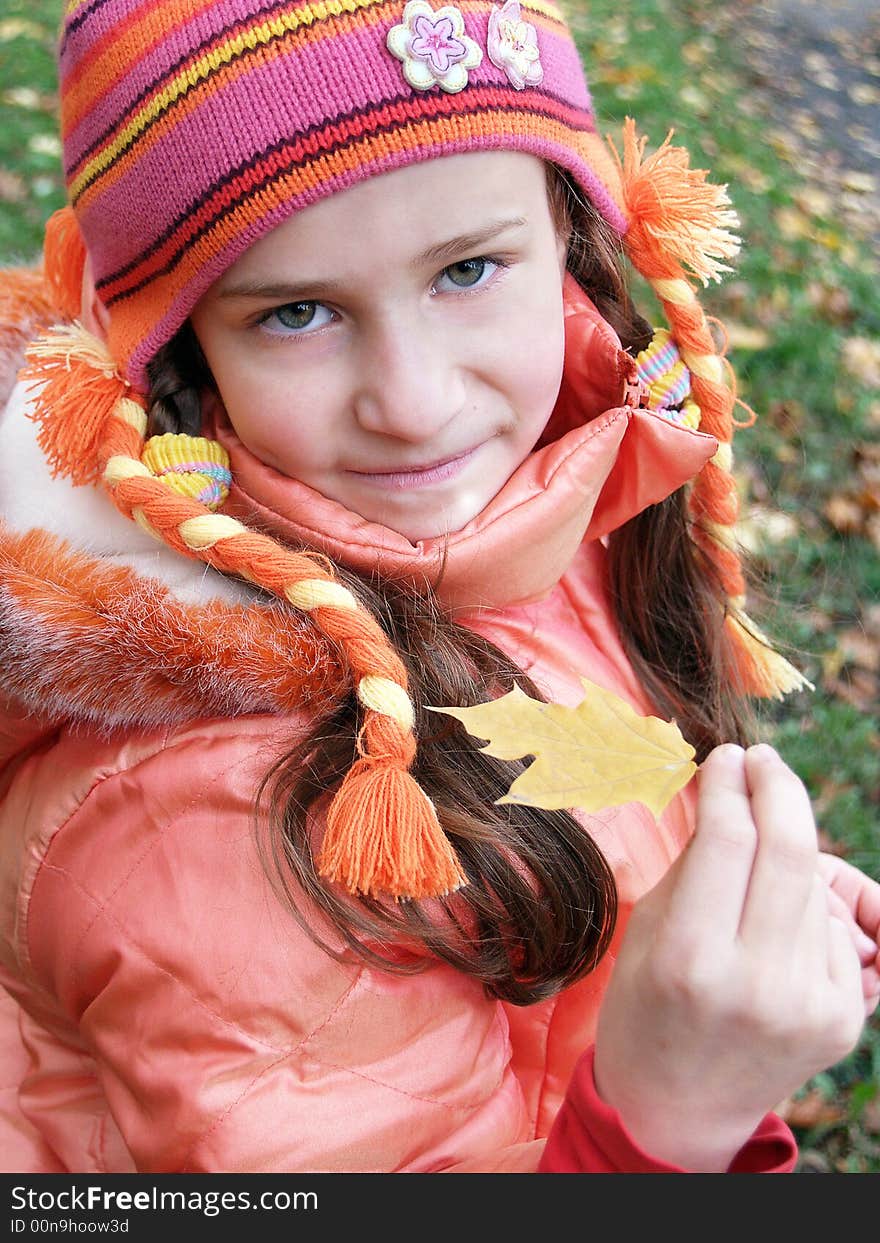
[213,277,718,611]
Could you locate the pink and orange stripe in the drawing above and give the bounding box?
[55,0,626,390]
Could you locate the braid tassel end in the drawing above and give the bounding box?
[21,321,131,486]
[317,758,467,901]
[726,609,814,699]
[611,117,741,285]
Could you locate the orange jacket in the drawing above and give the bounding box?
[0,283,720,1173]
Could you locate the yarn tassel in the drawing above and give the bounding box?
[725,609,813,699]
[21,321,129,485]
[318,758,467,900]
[42,206,87,321]
[612,117,741,284]
[611,119,808,701]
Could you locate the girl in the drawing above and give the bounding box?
[0,0,878,1175]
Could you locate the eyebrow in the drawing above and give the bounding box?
[217,216,529,301]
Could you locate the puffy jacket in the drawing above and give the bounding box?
[0,279,795,1173]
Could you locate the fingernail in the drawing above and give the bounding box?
[747,743,776,760]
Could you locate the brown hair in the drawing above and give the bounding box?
[145,164,754,1004]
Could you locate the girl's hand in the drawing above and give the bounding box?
[818,851,880,1013]
[593,743,867,1172]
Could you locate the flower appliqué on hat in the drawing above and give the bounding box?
[487,0,542,90]
[387,1,482,94]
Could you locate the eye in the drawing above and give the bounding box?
[258,301,334,337]
[434,256,505,293]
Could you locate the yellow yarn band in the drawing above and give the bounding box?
[704,519,738,550]
[178,514,247,549]
[357,675,416,732]
[679,399,701,429]
[284,579,359,612]
[131,507,163,542]
[712,441,734,471]
[651,278,696,305]
[116,397,148,436]
[141,433,232,511]
[682,351,725,385]
[103,455,152,485]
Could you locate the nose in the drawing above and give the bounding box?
[352,309,466,442]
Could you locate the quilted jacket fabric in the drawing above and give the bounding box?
[0,283,771,1173]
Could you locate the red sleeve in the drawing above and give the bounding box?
[538,1047,798,1174]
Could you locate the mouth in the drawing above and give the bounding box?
[347,444,483,490]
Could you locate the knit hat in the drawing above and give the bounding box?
[17,0,808,901]
[59,0,628,392]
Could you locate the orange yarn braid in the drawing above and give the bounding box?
[42,206,87,323]
[612,120,810,698]
[20,323,467,901]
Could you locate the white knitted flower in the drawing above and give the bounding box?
[387,1,483,94]
[487,0,543,90]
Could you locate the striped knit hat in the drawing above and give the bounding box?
[58,0,627,392]
[17,0,809,902]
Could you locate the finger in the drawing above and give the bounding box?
[826,908,866,1034]
[825,886,878,964]
[738,745,818,949]
[863,968,880,1017]
[661,744,756,946]
[817,853,880,945]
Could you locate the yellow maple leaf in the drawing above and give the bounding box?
[428,679,697,818]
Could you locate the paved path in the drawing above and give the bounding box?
[734,0,880,251]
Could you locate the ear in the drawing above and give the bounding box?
[198,384,227,435]
[79,254,111,340]
[556,226,569,283]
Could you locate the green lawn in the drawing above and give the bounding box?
[575,0,880,1173]
[2,0,878,1172]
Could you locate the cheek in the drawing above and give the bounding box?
[499,305,566,427]
[208,347,316,444]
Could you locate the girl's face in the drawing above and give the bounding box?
[191,151,568,543]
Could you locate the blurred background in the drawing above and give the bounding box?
[1,0,878,1172]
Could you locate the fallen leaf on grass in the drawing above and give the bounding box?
[840,170,878,194]
[0,19,45,40]
[775,205,813,240]
[825,495,865,534]
[860,1096,880,1136]
[794,186,834,217]
[822,668,879,713]
[780,1089,846,1129]
[723,322,771,351]
[823,442,880,542]
[806,281,854,325]
[429,680,696,817]
[841,338,880,390]
[848,83,880,107]
[0,170,26,204]
[835,628,880,674]
[736,505,798,554]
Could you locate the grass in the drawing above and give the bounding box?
[0,1,64,263]
[573,0,880,1172]
[1,0,878,1172]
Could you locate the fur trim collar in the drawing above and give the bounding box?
[0,524,343,734]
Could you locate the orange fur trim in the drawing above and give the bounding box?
[0,525,345,727]
[0,267,55,408]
